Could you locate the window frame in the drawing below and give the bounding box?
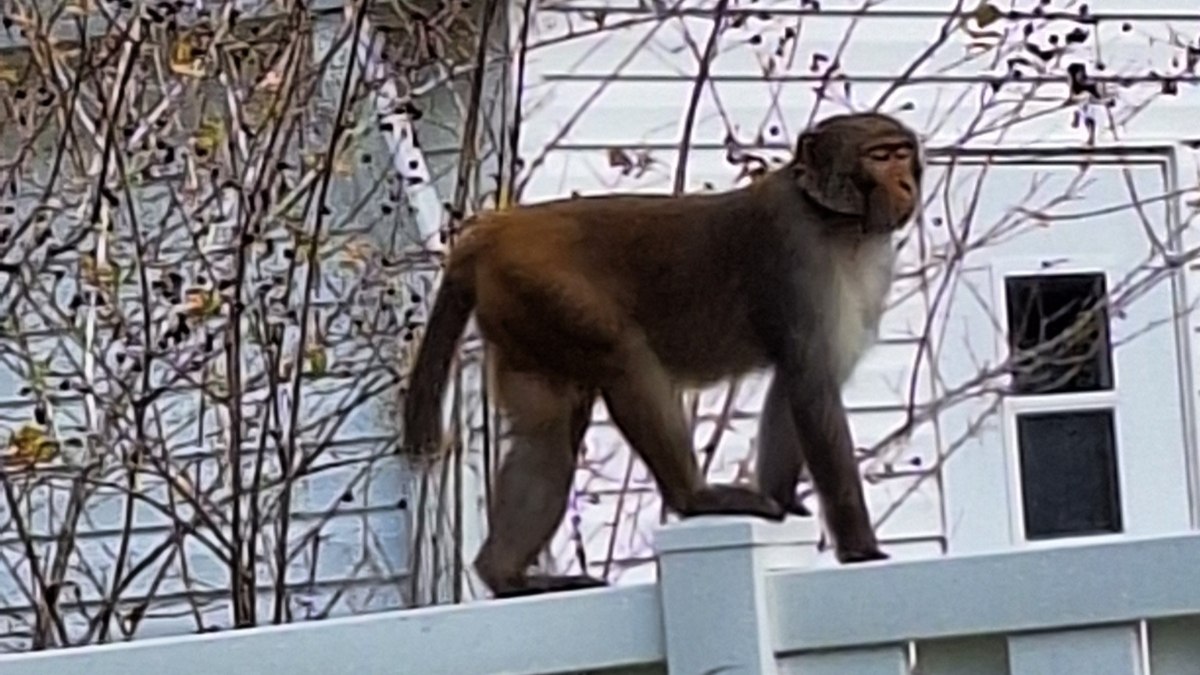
[919,140,1200,554]
[991,255,1130,548]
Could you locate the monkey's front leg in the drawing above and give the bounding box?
[755,374,814,517]
[781,366,888,563]
[599,341,787,521]
[760,283,887,563]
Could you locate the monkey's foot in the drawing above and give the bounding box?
[682,485,787,521]
[836,547,889,564]
[492,574,608,599]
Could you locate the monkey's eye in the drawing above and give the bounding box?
[893,147,913,160]
[867,149,892,161]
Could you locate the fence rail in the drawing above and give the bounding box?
[2,518,1199,674]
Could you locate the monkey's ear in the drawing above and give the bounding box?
[792,129,865,217]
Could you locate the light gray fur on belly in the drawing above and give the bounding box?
[828,235,897,385]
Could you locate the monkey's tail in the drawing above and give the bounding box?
[402,249,478,458]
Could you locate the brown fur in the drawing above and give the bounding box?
[403,112,922,597]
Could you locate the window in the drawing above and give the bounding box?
[1004,271,1123,540]
[1016,409,1123,539]
[1004,272,1113,395]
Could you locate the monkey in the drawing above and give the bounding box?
[401,111,922,598]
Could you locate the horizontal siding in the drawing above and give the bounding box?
[519,9,1200,151]
[537,0,1200,14]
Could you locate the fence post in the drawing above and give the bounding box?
[654,516,821,675]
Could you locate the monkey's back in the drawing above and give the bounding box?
[462,186,782,387]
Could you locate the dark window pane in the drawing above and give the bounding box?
[1005,273,1113,395]
[1017,409,1122,540]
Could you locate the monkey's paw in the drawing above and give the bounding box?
[493,574,608,599]
[786,497,812,517]
[683,486,788,521]
[836,547,890,564]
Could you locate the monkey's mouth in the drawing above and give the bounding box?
[892,207,917,229]
[882,200,918,230]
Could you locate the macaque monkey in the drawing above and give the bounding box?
[403,112,922,598]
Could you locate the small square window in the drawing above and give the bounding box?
[1005,272,1113,395]
[1017,409,1122,540]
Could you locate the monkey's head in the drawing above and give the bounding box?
[792,112,922,234]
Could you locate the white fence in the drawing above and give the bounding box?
[2,518,1199,674]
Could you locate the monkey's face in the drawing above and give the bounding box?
[793,112,923,234]
[859,135,920,232]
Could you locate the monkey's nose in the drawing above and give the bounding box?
[897,179,915,197]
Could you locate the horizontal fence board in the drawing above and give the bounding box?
[0,584,665,675]
[779,645,909,675]
[3,521,1200,673]
[768,532,1200,653]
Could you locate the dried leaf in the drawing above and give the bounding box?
[341,238,376,267]
[2,423,59,468]
[305,343,327,375]
[496,181,513,210]
[0,63,21,84]
[333,147,354,175]
[193,118,224,157]
[81,253,116,287]
[168,467,197,501]
[64,0,93,15]
[606,147,634,174]
[183,288,221,317]
[256,69,283,92]
[169,36,205,78]
[972,1,1002,28]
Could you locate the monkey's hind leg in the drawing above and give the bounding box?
[474,368,606,599]
[598,339,786,521]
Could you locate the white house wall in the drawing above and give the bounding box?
[512,0,1200,582]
